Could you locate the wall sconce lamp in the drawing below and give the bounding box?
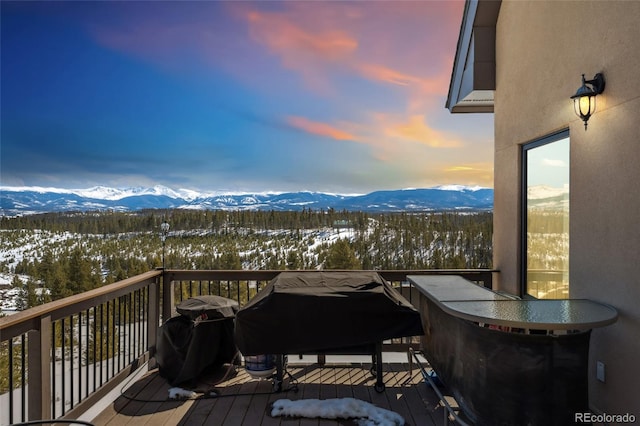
[571,73,605,130]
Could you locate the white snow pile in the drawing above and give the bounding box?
[271,398,404,426]
[168,387,197,400]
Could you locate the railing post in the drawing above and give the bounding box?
[147,277,160,368]
[161,270,175,323]
[28,315,51,421]
[480,270,493,289]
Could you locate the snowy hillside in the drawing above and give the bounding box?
[0,185,493,216]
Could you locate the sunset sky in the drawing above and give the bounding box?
[1,1,494,194]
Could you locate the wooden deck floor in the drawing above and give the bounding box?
[92,358,448,426]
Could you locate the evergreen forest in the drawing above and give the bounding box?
[0,209,493,310]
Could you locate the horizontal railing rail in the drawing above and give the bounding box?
[1,268,496,424]
[163,269,495,313]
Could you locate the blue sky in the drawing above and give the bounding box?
[1,1,494,194]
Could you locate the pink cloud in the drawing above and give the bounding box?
[379,114,461,148]
[238,1,462,100]
[247,10,358,61]
[355,63,418,87]
[286,116,358,141]
[242,8,358,93]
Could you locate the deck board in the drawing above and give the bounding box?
[93,360,441,426]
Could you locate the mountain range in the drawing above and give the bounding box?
[0,185,494,216]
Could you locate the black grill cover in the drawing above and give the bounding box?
[235,271,424,356]
[176,295,239,320]
[156,295,239,386]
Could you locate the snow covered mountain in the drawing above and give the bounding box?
[527,185,569,209]
[0,185,494,216]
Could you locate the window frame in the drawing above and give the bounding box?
[520,129,570,298]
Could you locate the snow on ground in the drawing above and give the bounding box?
[0,276,22,313]
[271,397,404,426]
[0,224,362,314]
[0,229,80,314]
[0,229,79,271]
[168,387,198,399]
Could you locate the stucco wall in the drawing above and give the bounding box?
[494,0,640,415]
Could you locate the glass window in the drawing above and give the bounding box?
[522,130,570,299]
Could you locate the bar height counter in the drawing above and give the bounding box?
[408,275,618,426]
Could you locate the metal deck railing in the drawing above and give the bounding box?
[0,268,495,424]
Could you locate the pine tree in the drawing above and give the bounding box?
[286,249,302,270]
[324,238,361,269]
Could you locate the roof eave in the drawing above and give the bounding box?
[446,0,501,114]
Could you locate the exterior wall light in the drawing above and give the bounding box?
[571,73,605,130]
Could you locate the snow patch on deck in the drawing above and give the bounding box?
[271,397,404,426]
